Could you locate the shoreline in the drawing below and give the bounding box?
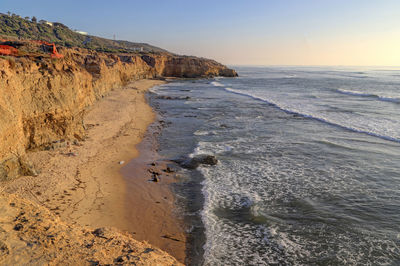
[1,79,186,263]
[121,120,186,262]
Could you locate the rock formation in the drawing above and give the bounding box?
[173,155,218,169]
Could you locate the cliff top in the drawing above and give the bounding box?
[0,13,168,54]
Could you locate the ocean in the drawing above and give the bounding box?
[149,66,400,265]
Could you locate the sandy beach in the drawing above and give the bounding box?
[1,79,186,263]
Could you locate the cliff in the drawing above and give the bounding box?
[0,46,237,181]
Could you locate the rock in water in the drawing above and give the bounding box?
[195,154,218,165]
[173,155,218,169]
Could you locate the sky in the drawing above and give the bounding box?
[1,0,400,66]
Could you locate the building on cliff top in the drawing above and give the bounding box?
[39,20,53,26]
[74,30,88,35]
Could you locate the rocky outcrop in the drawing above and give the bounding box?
[173,154,218,169]
[0,47,237,181]
[153,55,238,78]
[0,193,182,265]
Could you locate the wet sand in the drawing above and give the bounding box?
[1,79,186,263]
[121,123,186,262]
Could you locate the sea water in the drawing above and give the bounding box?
[149,66,400,265]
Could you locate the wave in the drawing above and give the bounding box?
[211,81,224,87]
[224,88,400,143]
[194,130,210,136]
[336,88,400,103]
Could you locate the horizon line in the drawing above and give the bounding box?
[227,64,400,68]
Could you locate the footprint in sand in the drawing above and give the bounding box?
[0,240,9,261]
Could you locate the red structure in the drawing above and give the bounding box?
[0,45,18,56]
[0,40,63,58]
[35,41,64,58]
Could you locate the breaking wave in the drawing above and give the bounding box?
[225,87,400,143]
[336,88,399,103]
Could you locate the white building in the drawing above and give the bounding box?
[132,47,144,52]
[39,20,53,26]
[74,30,88,36]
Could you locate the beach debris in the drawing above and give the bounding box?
[148,169,160,175]
[143,248,155,254]
[119,161,125,165]
[156,95,190,100]
[66,152,78,157]
[150,176,160,182]
[0,240,9,258]
[92,228,107,239]
[172,154,218,169]
[115,256,125,263]
[148,169,160,182]
[84,123,95,129]
[162,166,175,173]
[45,139,67,150]
[18,156,39,176]
[161,235,181,242]
[13,223,23,231]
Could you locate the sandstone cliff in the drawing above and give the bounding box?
[0,47,237,181]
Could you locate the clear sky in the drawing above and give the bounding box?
[2,0,400,66]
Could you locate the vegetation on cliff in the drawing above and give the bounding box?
[0,13,167,53]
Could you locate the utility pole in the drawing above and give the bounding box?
[113,34,116,41]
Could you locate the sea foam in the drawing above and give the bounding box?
[224,87,400,143]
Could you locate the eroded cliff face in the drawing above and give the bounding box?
[152,55,238,78]
[0,47,237,181]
